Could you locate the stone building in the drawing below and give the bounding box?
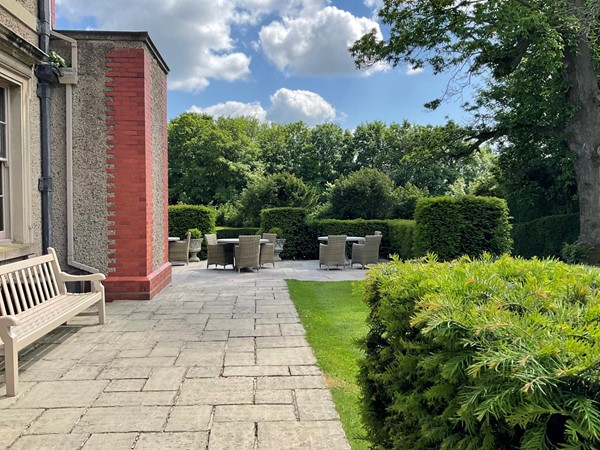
[0,0,171,300]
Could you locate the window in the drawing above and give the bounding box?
[0,86,7,239]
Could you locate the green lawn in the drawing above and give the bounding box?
[286,280,369,450]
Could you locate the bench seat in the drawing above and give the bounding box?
[0,248,105,396]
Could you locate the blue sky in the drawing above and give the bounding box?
[55,0,473,129]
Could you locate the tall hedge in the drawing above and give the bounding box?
[168,204,216,239]
[361,255,600,449]
[260,207,312,259]
[387,219,415,259]
[414,196,512,260]
[512,213,579,258]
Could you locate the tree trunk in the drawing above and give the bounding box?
[564,1,600,259]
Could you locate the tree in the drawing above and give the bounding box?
[351,0,600,258]
[237,173,318,226]
[328,168,396,219]
[168,113,262,206]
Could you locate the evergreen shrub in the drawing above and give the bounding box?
[260,207,311,259]
[361,254,600,450]
[168,204,216,239]
[215,227,260,238]
[387,219,415,259]
[512,213,579,258]
[414,196,512,260]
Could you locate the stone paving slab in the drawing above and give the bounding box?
[0,260,367,449]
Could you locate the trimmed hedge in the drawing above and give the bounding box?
[260,207,312,259]
[512,213,579,258]
[387,219,415,260]
[414,196,512,260]
[168,204,216,239]
[215,227,260,239]
[257,209,416,260]
[361,255,600,449]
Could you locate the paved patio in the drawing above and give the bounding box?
[0,260,368,449]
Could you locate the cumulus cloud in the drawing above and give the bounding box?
[189,88,337,126]
[188,101,267,121]
[259,6,384,76]
[268,88,336,125]
[56,0,252,92]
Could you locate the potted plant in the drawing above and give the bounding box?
[269,227,286,261]
[187,228,202,262]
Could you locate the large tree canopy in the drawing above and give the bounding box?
[351,0,600,257]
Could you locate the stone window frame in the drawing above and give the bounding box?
[0,52,34,248]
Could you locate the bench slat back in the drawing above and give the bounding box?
[0,254,63,317]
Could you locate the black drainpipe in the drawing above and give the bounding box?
[36,0,53,253]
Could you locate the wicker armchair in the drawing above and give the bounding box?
[205,233,233,269]
[260,233,276,268]
[234,235,261,272]
[319,235,347,270]
[351,234,382,269]
[169,232,191,265]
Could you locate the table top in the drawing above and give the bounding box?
[318,236,365,242]
[168,237,180,242]
[217,238,270,244]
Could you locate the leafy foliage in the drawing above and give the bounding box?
[237,173,318,227]
[328,168,396,220]
[260,207,312,259]
[512,213,580,259]
[168,113,262,206]
[360,255,600,450]
[414,196,512,260]
[168,204,216,240]
[351,0,600,249]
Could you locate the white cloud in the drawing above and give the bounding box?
[56,0,253,92]
[189,87,337,126]
[259,6,384,76]
[188,101,267,121]
[406,65,425,76]
[268,88,336,125]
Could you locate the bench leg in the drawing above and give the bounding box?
[4,341,18,397]
[98,298,106,325]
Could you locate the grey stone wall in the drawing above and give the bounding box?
[0,4,38,44]
[151,57,168,271]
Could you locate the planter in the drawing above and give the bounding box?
[274,239,286,261]
[189,238,202,262]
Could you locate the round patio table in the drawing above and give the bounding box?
[317,236,365,243]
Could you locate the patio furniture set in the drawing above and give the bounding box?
[169,231,383,272]
[205,233,274,272]
[318,233,383,270]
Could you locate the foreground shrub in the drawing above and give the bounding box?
[360,255,600,450]
[414,196,512,260]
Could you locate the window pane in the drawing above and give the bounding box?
[0,87,5,121]
[0,124,5,159]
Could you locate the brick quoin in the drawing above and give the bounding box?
[103,48,171,301]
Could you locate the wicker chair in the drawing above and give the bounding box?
[234,235,261,272]
[260,233,276,268]
[205,233,233,269]
[169,232,191,265]
[319,235,347,270]
[351,234,382,269]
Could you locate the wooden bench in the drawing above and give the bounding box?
[0,247,105,396]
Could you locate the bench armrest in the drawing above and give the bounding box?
[58,272,106,294]
[0,315,19,342]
